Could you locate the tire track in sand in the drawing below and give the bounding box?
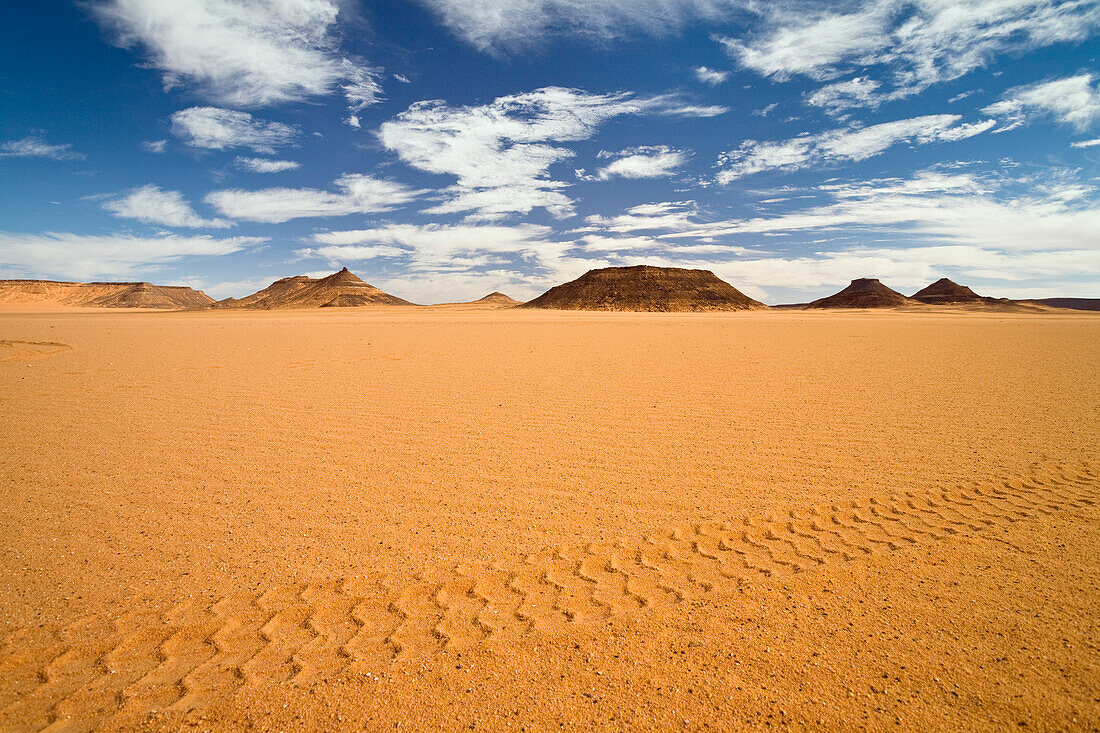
[0,461,1095,731]
[0,340,72,363]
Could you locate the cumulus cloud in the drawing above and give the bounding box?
[579,146,689,181]
[983,74,1100,131]
[717,114,995,182]
[415,0,748,52]
[720,0,1100,100]
[0,231,263,280]
[90,0,382,111]
[206,174,422,223]
[379,86,719,220]
[103,185,231,228]
[0,137,83,160]
[234,156,301,173]
[170,107,298,154]
[695,66,730,85]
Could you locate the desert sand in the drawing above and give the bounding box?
[1,306,1098,731]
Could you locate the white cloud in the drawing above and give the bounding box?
[983,74,1100,131]
[695,66,730,85]
[234,156,301,173]
[0,231,263,281]
[302,222,554,266]
[415,0,747,52]
[717,114,994,182]
[379,86,718,220]
[584,201,701,233]
[721,0,1100,99]
[752,102,779,118]
[719,4,891,80]
[206,174,422,223]
[103,185,231,228]
[90,0,382,110]
[170,107,298,154]
[573,170,1100,300]
[805,77,882,116]
[296,222,567,302]
[0,137,83,160]
[582,146,689,180]
[666,170,1100,254]
[646,97,730,118]
[142,139,168,153]
[1072,138,1100,148]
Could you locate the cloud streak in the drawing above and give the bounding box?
[103,185,231,228]
[0,137,83,160]
[717,115,995,182]
[170,107,299,154]
[206,175,422,223]
[416,0,748,52]
[984,74,1100,131]
[0,231,264,280]
[721,0,1100,100]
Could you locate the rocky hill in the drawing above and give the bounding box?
[807,279,914,309]
[521,266,766,311]
[215,268,412,309]
[0,280,214,309]
[911,278,986,304]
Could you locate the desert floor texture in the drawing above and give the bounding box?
[1,307,1098,731]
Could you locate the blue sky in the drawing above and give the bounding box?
[1,0,1099,304]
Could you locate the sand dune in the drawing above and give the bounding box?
[0,308,1097,730]
[0,280,213,309]
[523,265,766,311]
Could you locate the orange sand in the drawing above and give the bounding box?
[0,308,1097,731]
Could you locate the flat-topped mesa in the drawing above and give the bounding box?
[0,279,214,309]
[215,268,414,309]
[911,278,985,304]
[807,278,914,309]
[521,265,767,312]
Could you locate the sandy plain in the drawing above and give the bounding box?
[0,307,1098,731]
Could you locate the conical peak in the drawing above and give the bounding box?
[323,267,365,285]
[912,277,983,303]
